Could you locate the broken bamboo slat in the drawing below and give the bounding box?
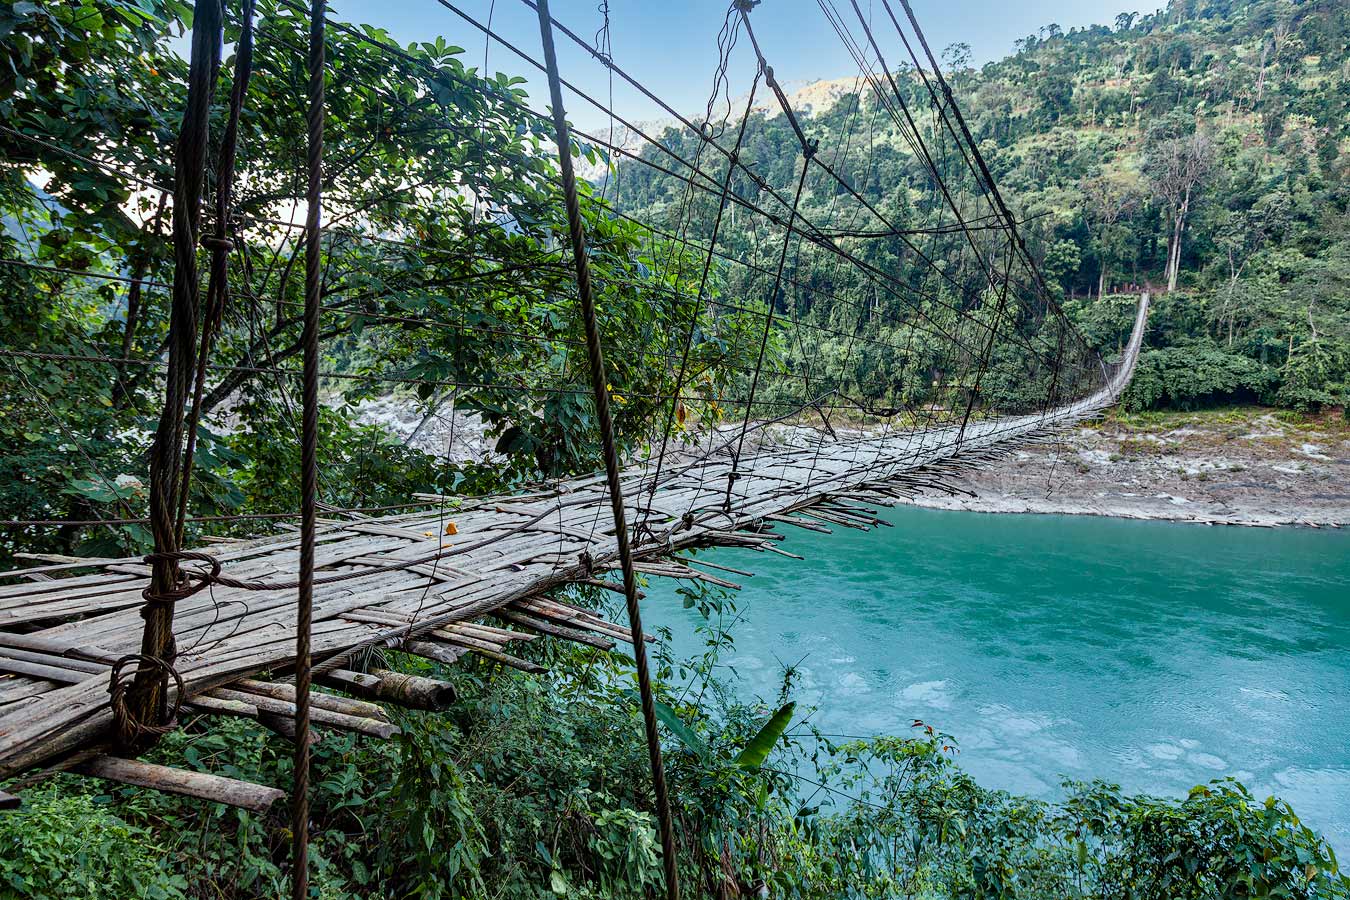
[317,668,457,711]
[402,640,467,667]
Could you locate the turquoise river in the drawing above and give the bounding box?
[644,507,1350,850]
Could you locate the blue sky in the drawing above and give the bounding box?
[333,0,1146,129]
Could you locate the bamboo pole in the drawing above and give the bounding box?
[75,755,284,812]
[317,668,457,711]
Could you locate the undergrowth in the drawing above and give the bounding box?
[1,585,1344,899]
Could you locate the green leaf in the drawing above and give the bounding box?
[624,690,709,761]
[62,476,141,504]
[734,702,795,770]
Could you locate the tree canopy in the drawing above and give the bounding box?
[0,0,766,560]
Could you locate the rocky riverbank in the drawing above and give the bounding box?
[901,408,1350,528]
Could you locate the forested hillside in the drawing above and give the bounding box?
[617,0,1350,412]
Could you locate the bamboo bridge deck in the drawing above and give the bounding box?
[0,297,1148,802]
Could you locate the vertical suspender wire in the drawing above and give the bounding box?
[533,4,680,899]
[132,0,223,748]
[642,73,760,514]
[293,0,325,897]
[177,0,257,542]
[725,149,810,513]
[957,243,1013,446]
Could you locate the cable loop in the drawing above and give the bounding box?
[108,653,185,745]
[140,550,222,606]
[200,235,235,251]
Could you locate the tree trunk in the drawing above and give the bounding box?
[1166,230,1178,292]
[1256,45,1267,105]
[1167,187,1191,293]
[1164,228,1177,292]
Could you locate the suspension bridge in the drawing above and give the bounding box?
[0,0,1150,896]
[0,289,1148,825]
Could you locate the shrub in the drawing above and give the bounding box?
[1124,343,1280,410]
[0,792,188,899]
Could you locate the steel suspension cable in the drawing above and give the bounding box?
[6,7,1090,384]
[291,0,325,893]
[533,4,679,898]
[130,0,223,750]
[890,0,1083,340]
[252,4,1083,373]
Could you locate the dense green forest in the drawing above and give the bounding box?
[1,0,1347,897]
[617,0,1350,413]
[0,0,772,562]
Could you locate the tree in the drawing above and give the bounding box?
[1082,173,1142,296]
[1145,129,1214,292]
[1034,71,1076,122]
[941,42,972,73]
[1210,192,1286,344]
[0,0,770,557]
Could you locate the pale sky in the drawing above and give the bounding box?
[331,0,1150,129]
